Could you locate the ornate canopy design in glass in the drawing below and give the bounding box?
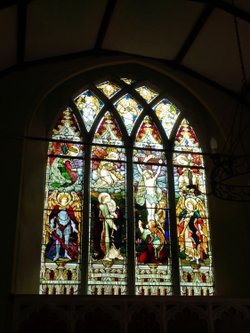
[40,78,214,296]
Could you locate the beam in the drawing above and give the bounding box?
[0,48,248,107]
[189,0,250,23]
[0,0,17,10]
[17,0,28,65]
[94,0,118,50]
[175,4,213,64]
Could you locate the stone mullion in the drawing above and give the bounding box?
[80,143,91,294]
[126,144,135,295]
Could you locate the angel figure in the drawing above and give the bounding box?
[93,151,124,189]
[49,145,80,190]
[176,194,208,264]
[116,97,138,133]
[76,92,101,129]
[45,190,81,262]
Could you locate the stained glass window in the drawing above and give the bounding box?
[88,113,127,295]
[135,86,159,104]
[96,81,121,99]
[40,108,84,295]
[120,78,135,85]
[153,99,180,138]
[74,90,104,132]
[174,119,213,296]
[40,78,214,296]
[114,94,143,135]
[134,119,171,296]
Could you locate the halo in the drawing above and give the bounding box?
[184,197,197,210]
[98,192,110,203]
[57,192,71,206]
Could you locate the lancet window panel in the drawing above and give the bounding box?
[173,120,214,296]
[39,77,214,296]
[40,109,84,295]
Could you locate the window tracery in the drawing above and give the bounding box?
[40,77,214,296]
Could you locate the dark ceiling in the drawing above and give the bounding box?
[1,0,250,99]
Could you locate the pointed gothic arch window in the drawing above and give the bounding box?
[40,78,214,296]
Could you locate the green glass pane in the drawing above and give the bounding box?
[47,142,84,192]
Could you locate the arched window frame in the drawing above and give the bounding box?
[39,73,215,296]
